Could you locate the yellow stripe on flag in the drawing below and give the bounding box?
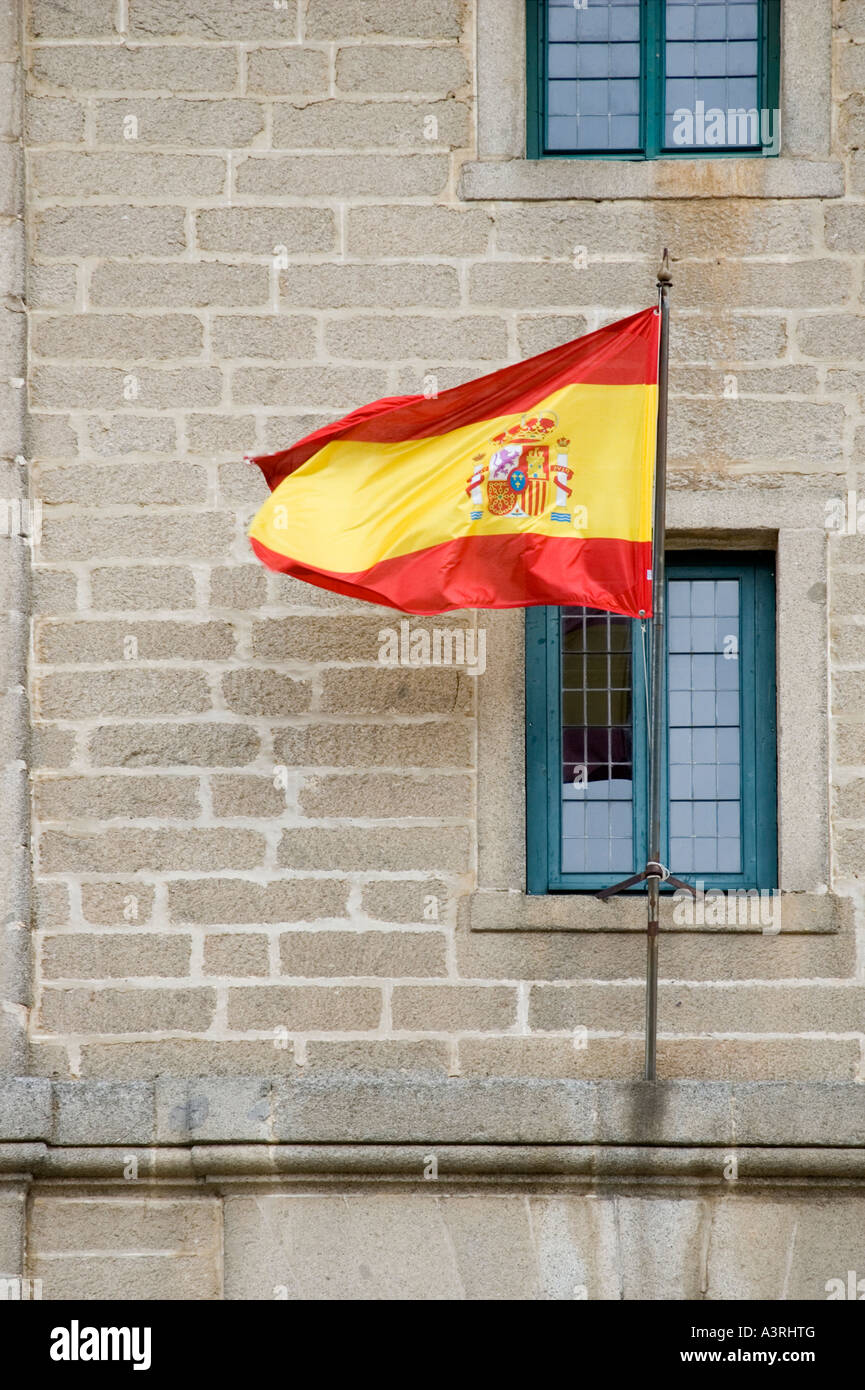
[250,382,657,574]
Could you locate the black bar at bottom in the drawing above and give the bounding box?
[2,1296,860,1374]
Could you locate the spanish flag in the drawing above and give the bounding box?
[248,307,659,618]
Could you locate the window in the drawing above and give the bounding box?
[527,0,781,159]
[526,551,777,893]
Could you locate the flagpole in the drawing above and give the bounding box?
[645,249,672,1082]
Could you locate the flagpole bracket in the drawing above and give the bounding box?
[595,862,697,901]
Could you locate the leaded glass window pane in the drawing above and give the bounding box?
[561,607,635,872]
[546,0,642,151]
[667,577,742,873]
[665,1,761,148]
[539,0,774,157]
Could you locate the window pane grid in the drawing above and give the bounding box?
[665,1,761,148]
[527,555,775,894]
[560,606,634,873]
[558,581,745,879]
[667,578,742,874]
[546,0,642,151]
[541,0,769,156]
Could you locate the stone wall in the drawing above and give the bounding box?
[1,1075,864,1299]
[0,0,863,1300]
[16,0,865,1087]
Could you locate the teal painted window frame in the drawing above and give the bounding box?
[526,0,781,161]
[525,551,778,894]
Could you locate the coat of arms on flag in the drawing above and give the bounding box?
[465,415,574,523]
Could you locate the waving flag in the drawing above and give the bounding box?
[247,307,660,618]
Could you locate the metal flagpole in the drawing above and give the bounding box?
[644,249,673,1082]
[595,251,689,1077]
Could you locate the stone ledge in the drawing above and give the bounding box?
[2,1142,865,1183]
[1,1078,863,1148]
[459,158,844,202]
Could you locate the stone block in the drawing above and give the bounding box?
[324,314,507,360]
[43,511,233,564]
[167,877,348,925]
[35,461,208,506]
[128,0,301,38]
[336,44,468,94]
[246,47,328,94]
[705,1195,865,1299]
[203,932,270,977]
[227,984,382,1031]
[88,722,260,768]
[392,985,519,1031]
[35,205,187,258]
[0,1079,52,1141]
[90,262,268,308]
[31,313,204,361]
[41,932,192,979]
[211,314,317,360]
[273,721,472,768]
[37,669,211,719]
[39,987,216,1035]
[32,43,237,91]
[94,97,265,147]
[278,825,470,871]
[271,1076,598,1143]
[31,150,226,198]
[30,0,116,36]
[81,882,155,925]
[278,929,447,978]
[298,771,472,819]
[235,152,448,198]
[195,206,334,253]
[221,669,312,715]
[52,1081,154,1144]
[35,619,234,664]
[156,1078,272,1142]
[271,98,468,149]
[90,565,196,611]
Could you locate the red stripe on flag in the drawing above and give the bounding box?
[250,533,653,619]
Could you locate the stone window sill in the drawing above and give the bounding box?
[459,158,843,202]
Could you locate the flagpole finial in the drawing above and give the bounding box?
[657,248,673,287]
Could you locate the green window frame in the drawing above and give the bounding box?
[526,551,777,894]
[526,0,781,160]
